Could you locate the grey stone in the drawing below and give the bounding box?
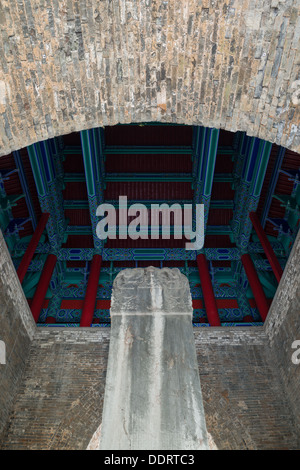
[99,267,208,450]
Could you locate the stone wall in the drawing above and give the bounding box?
[0,229,300,450]
[1,326,299,450]
[1,328,110,450]
[195,328,299,450]
[0,230,35,442]
[0,0,300,156]
[265,229,300,437]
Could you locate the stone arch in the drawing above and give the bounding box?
[0,0,299,157]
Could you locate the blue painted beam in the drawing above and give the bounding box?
[192,126,220,234]
[231,136,272,250]
[37,322,263,328]
[64,173,233,183]
[52,284,238,300]
[65,224,232,236]
[63,199,234,209]
[261,146,286,228]
[13,240,285,262]
[63,144,234,155]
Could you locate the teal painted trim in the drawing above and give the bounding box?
[214,174,233,182]
[211,200,234,209]
[63,144,234,156]
[64,172,233,183]
[65,224,231,235]
[91,128,102,184]
[80,130,104,250]
[105,146,193,155]
[64,200,89,209]
[41,140,55,182]
[253,140,272,196]
[80,130,95,197]
[27,145,46,196]
[243,137,256,181]
[106,199,193,208]
[66,226,92,234]
[261,146,286,228]
[22,271,42,295]
[63,199,234,209]
[206,225,232,235]
[36,323,264,328]
[96,127,106,178]
[196,127,206,183]
[194,127,200,157]
[204,128,220,196]
[105,173,193,182]
[64,174,86,182]
[63,146,82,155]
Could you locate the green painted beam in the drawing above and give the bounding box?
[63,146,83,155]
[65,225,231,235]
[64,200,89,209]
[214,174,233,183]
[63,199,234,210]
[273,194,299,212]
[80,129,104,251]
[206,225,232,235]
[64,174,86,182]
[63,145,235,156]
[105,146,193,155]
[0,194,25,210]
[64,172,233,183]
[203,128,220,197]
[104,173,193,182]
[211,200,234,209]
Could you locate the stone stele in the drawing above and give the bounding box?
[98,266,209,450]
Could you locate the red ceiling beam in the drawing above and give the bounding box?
[241,254,269,322]
[17,212,50,284]
[30,254,57,323]
[250,211,283,283]
[80,254,102,327]
[196,254,221,326]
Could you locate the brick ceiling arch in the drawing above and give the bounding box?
[0,0,299,157]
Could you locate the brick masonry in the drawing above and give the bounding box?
[0,329,110,450]
[0,229,300,449]
[194,328,299,449]
[265,229,300,439]
[1,326,299,450]
[0,0,299,156]
[0,1,300,449]
[0,231,35,443]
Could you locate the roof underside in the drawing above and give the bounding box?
[0,124,299,326]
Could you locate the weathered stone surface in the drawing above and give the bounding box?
[99,267,208,450]
[111,266,192,314]
[0,226,299,449]
[0,230,35,442]
[265,229,300,439]
[0,1,299,155]
[1,328,110,450]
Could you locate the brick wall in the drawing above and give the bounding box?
[1,229,300,449]
[0,231,35,442]
[265,229,300,438]
[195,328,299,450]
[0,231,300,449]
[1,326,299,450]
[0,0,299,156]
[1,329,110,450]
